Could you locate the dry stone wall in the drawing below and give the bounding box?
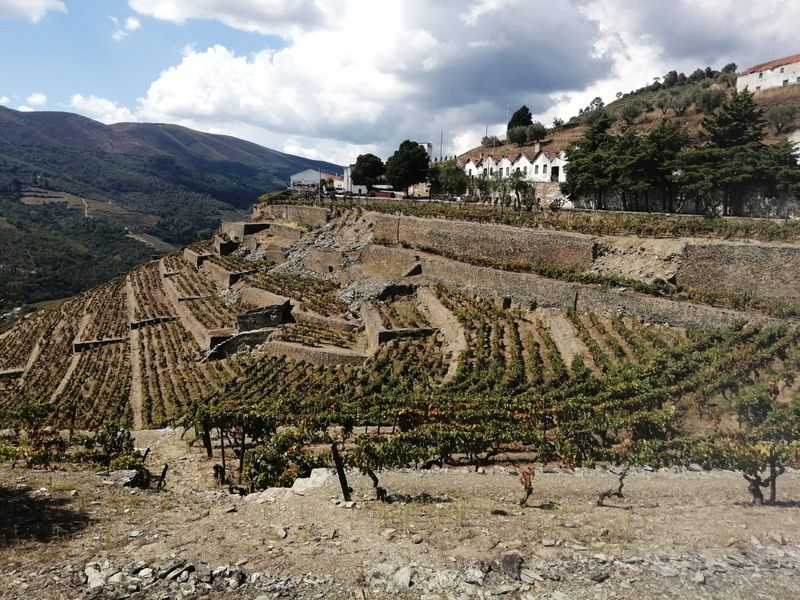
[372,213,596,271]
[676,242,800,306]
[262,340,367,366]
[253,205,331,227]
[360,244,775,330]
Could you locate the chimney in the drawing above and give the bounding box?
[533,141,541,154]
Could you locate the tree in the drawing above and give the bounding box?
[385,140,430,193]
[350,153,385,190]
[677,89,800,216]
[619,101,644,126]
[507,126,528,144]
[647,119,690,212]
[688,67,707,83]
[526,122,547,142]
[481,135,501,147]
[562,110,615,209]
[668,91,692,116]
[662,70,678,88]
[507,105,533,135]
[694,88,726,114]
[765,104,798,133]
[431,159,468,196]
[509,169,536,210]
[701,89,766,148]
[552,117,564,128]
[654,91,671,115]
[720,62,738,74]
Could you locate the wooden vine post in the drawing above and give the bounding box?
[331,441,351,502]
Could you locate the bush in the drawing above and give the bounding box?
[96,422,134,463]
[243,429,327,490]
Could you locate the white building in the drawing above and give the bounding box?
[459,145,568,184]
[342,165,368,195]
[289,169,341,190]
[737,53,800,93]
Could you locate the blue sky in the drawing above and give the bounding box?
[1,1,799,164]
[0,1,278,113]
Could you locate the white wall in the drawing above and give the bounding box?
[737,61,800,92]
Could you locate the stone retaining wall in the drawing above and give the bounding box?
[201,261,252,289]
[676,242,800,307]
[371,213,596,271]
[129,316,176,330]
[262,340,367,366]
[73,337,128,353]
[220,221,271,240]
[360,244,773,330]
[253,205,332,228]
[293,310,361,332]
[237,303,290,330]
[183,247,213,269]
[240,287,290,308]
[376,327,439,344]
[303,248,344,275]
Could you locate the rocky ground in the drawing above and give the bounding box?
[1,429,799,599]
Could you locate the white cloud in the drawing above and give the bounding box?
[135,1,610,160]
[26,92,46,106]
[0,96,9,105]
[111,15,142,41]
[128,0,328,37]
[120,0,800,162]
[16,105,34,112]
[0,0,65,22]
[70,94,137,124]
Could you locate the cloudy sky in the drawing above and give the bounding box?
[0,0,798,164]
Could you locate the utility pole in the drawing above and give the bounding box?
[439,130,443,161]
[318,168,322,205]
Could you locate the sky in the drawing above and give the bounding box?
[0,0,799,165]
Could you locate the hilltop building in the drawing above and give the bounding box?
[737,53,800,92]
[289,168,341,190]
[459,143,568,184]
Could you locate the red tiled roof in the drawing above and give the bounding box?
[741,53,800,76]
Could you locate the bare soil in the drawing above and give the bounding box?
[1,429,799,599]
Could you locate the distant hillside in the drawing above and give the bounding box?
[0,107,341,310]
[0,107,340,244]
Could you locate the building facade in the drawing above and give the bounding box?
[460,148,568,184]
[737,53,800,93]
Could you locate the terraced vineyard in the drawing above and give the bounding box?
[247,272,348,316]
[207,253,256,272]
[81,278,128,340]
[0,308,58,370]
[273,321,359,348]
[54,343,132,426]
[376,298,431,330]
[139,321,246,426]
[1,298,84,414]
[203,333,447,421]
[129,262,173,321]
[163,256,216,298]
[184,296,238,330]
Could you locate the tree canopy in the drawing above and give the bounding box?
[350,153,385,190]
[385,140,430,192]
[430,159,469,196]
[507,105,533,134]
[563,89,800,216]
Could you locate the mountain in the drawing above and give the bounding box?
[0,106,342,311]
[0,106,341,243]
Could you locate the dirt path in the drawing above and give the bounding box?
[125,276,145,429]
[2,430,799,599]
[49,313,90,401]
